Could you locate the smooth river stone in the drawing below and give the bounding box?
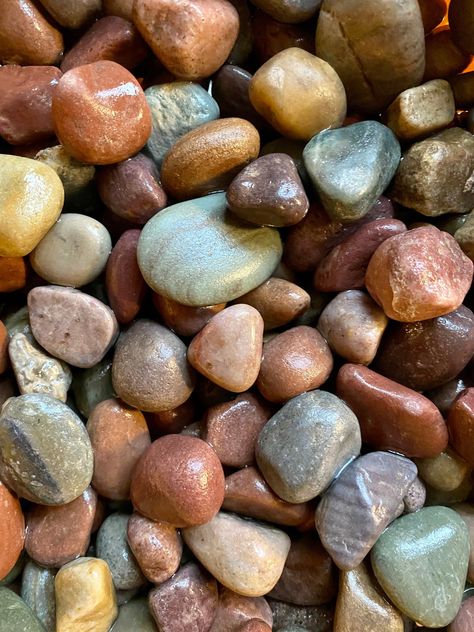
[256,390,361,503]
[72,357,114,419]
[371,507,470,628]
[0,588,46,632]
[55,557,117,632]
[37,0,101,29]
[0,257,26,293]
[137,193,282,307]
[28,286,118,369]
[113,598,157,632]
[303,121,401,223]
[0,481,24,582]
[448,388,474,467]
[453,503,474,583]
[21,561,56,632]
[269,601,334,632]
[334,563,404,632]
[153,294,226,338]
[0,155,64,257]
[416,450,469,492]
[210,589,272,631]
[0,394,93,505]
[183,512,291,597]
[448,596,474,632]
[145,82,220,167]
[315,451,418,570]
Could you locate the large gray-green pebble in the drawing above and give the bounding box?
[0,587,46,632]
[138,192,282,306]
[21,561,55,632]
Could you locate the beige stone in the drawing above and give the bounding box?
[416,450,470,492]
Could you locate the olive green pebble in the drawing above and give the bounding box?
[0,587,46,632]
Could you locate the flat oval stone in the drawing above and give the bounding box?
[0,481,24,582]
[0,394,93,505]
[315,452,417,570]
[161,118,260,200]
[210,588,273,632]
[131,434,225,527]
[112,319,194,412]
[21,561,56,632]
[183,512,291,597]
[137,193,282,307]
[448,388,474,466]
[303,122,401,223]
[28,286,118,369]
[112,598,157,632]
[0,588,46,632]
[153,294,226,338]
[371,507,470,628]
[337,364,448,458]
[0,155,64,257]
[55,557,117,632]
[256,390,361,503]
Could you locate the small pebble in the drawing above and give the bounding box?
[153,294,226,338]
[403,476,427,513]
[72,357,114,418]
[0,481,25,582]
[452,503,474,583]
[416,450,470,492]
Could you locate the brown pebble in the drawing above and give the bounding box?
[37,0,101,29]
[127,513,182,584]
[0,257,26,293]
[131,434,225,527]
[52,61,152,165]
[448,595,474,632]
[0,480,24,581]
[448,388,474,466]
[452,503,474,582]
[449,0,474,54]
[147,398,196,436]
[0,322,8,376]
[25,487,97,568]
[450,71,474,108]
[87,399,151,500]
[153,293,226,338]
[418,0,447,33]
[238,621,272,632]
[252,8,315,64]
[104,0,134,19]
[161,118,260,200]
[257,326,333,403]
[424,27,471,81]
[210,587,273,632]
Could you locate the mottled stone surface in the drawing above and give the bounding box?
[210,587,272,631]
[404,476,427,513]
[0,587,46,632]
[448,388,474,466]
[269,600,334,632]
[21,561,55,632]
[0,481,24,582]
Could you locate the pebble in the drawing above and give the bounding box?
[425,476,473,507]
[455,210,474,261]
[424,27,470,81]
[386,79,455,141]
[448,388,474,466]
[252,9,315,64]
[315,0,425,113]
[30,214,111,288]
[449,0,474,53]
[183,512,291,597]
[37,0,101,29]
[450,71,474,108]
[227,153,309,227]
[131,434,225,527]
[374,305,474,390]
[21,561,56,632]
[249,48,346,141]
[28,286,119,369]
[251,0,320,22]
[315,451,417,570]
[0,257,26,293]
[404,476,427,513]
[0,394,93,505]
[55,557,117,632]
[365,226,473,322]
[0,481,25,582]
[416,450,470,492]
[137,193,282,306]
[269,601,334,632]
[448,596,474,632]
[337,364,448,458]
[0,0,63,65]
[0,155,64,257]
[25,487,97,568]
[210,587,273,631]
[371,507,470,628]
[453,505,474,585]
[112,597,157,632]
[127,513,182,584]
[0,65,61,146]
[52,61,152,165]
[133,0,239,80]
[87,399,151,500]
[161,118,260,200]
[72,357,114,418]
[112,319,194,412]
[303,121,401,223]
[317,290,388,365]
[148,562,218,632]
[256,390,361,503]
[239,620,271,632]
[188,304,264,393]
[0,587,46,632]
[153,294,226,338]
[390,128,474,216]
[334,563,404,632]
[257,326,333,403]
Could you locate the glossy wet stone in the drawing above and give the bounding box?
[0,587,46,632]
[28,286,118,369]
[337,364,448,458]
[0,481,24,582]
[366,226,473,322]
[72,357,114,418]
[21,561,55,632]
[112,319,194,412]
[371,507,470,628]
[37,0,101,28]
[0,394,93,505]
[315,451,417,570]
[87,399,151,500]
[137,193,282,307]
[448,388,474,466]
[249,48,346,141]
[334,563,404,632]
[0,155,64,257]
[303,121,401,223]
[183,512,290,597]
[55,557,117,632]
[257,326,333,403]
[210,587,272,631]
[25,487,97,568]
[374,306,474,391]
[148,562,218,632]
[390,128,474,216]
[131,434,225,527]
[188,305,263,393]
[315,0,425,113]
[0,257,26,293]
[256,390,361,503]
[416,450,470,492]
[52,61,152,165]
[153,294,226,338]
[112,597,157,632]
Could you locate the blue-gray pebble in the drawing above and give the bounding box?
[21,561,55,632]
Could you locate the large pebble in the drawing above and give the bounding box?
[137,193,282,306]
[0,155,64,257]
[183,512,291,597]
[21,561,56,632]
[0,587,46,632]
[256,390,361,503]
[0,481,24,582]
[0,394,93,505]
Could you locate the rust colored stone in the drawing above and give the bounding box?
[153,293,226,338]
[448,388,474,466]
[0,322,8,376]
[0,481,24,581]
[0,257,27,293]
[239,621,272,632]
[337,364,448,458]
[252,9,315,64]
[210,587,273,632]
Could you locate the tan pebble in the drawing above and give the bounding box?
[416,450,470,493]
[38,0,101,29]
[423,27,471,81]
